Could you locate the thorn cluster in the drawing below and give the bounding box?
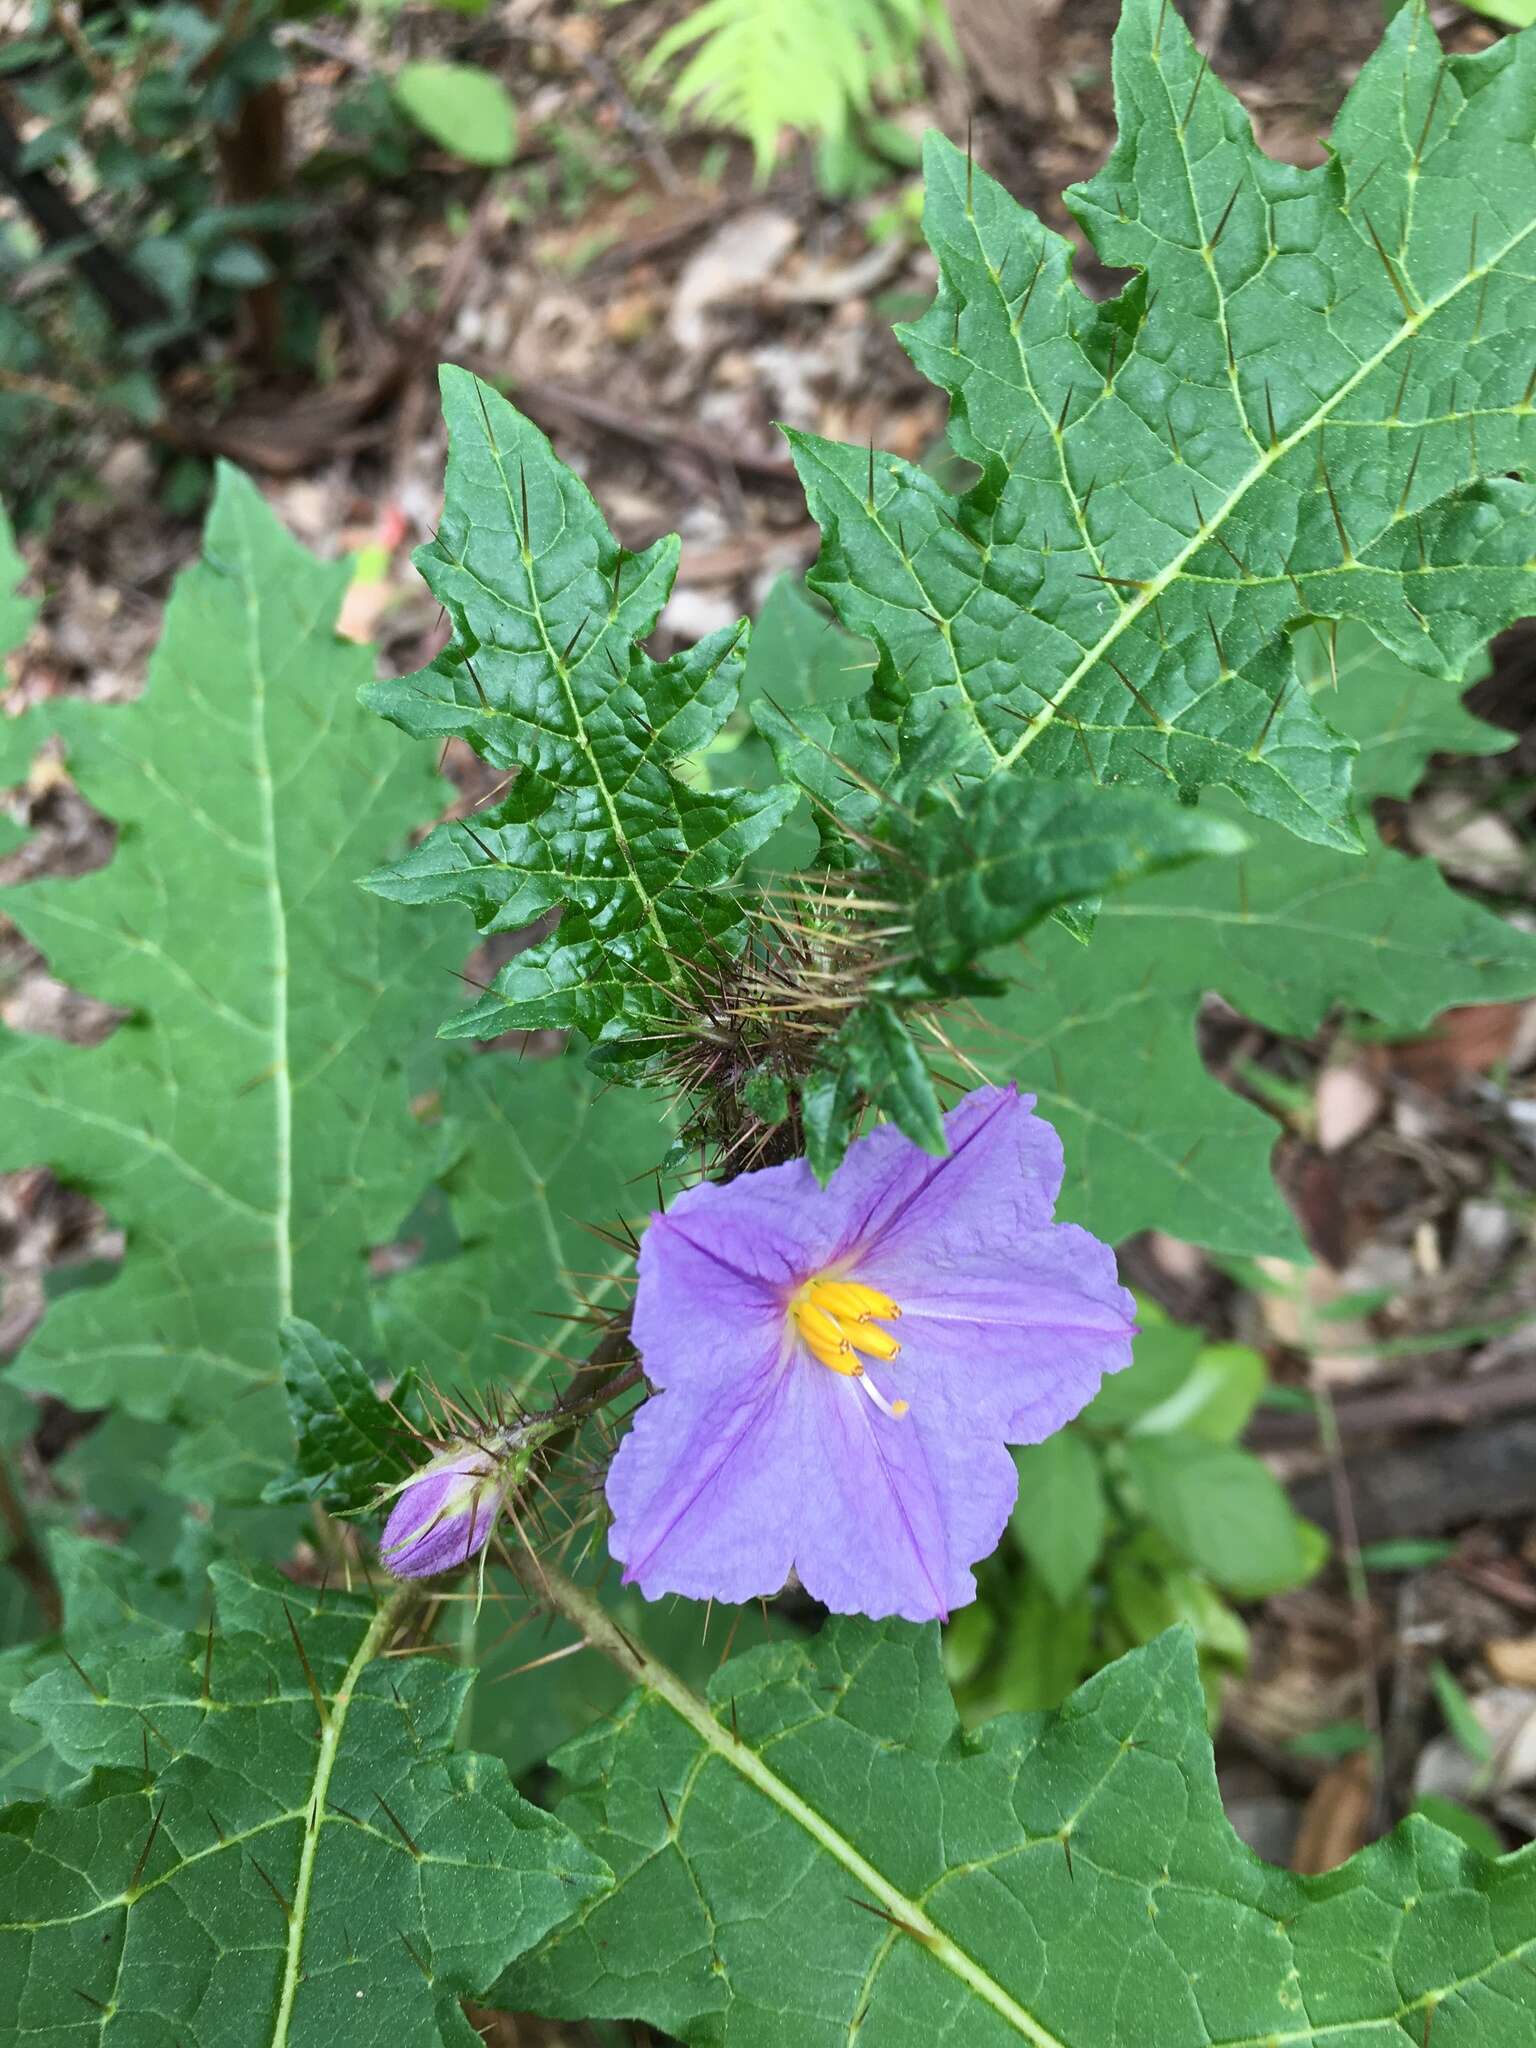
[640,876,921,1179]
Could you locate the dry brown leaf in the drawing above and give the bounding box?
[1291,1751,1375,1875]
[1371,1001,1529,1090]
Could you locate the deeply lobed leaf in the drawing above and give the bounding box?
[361,367,795,1044]
[785,0,1536,849]
[899,774,1247,974]
[264,1319,427,1516]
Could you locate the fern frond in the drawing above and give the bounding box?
[645,0,950,177]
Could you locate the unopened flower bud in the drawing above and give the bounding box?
[380,1443,506,1579]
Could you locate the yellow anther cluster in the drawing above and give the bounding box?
[791,1277,903,1377]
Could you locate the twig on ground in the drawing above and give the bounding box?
[1308,1364,1385,1829]
[1249,1365,1536,1450]
[0,1445,62,1633]
[466,364,800,485]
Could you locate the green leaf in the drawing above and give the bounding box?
[1079,1302,1205,1429]
[394,62,518,165]
[1359,1537,1458,1571]
[0,497,35,674]
[834,998,945,1152]
[1123,1435,1312,1597]
[1286,1718,1373,1760]
[1009,1431,1106,1606]
[43,1411,298,1587]
[43,1524,206,1648]
[0,467,464,1501]
[461,1566,798,1781]
[1461,0,1536,26]
[201,239,275,289]
[0,1643,66,1808]
[264,1319,425,1515]
[1331,624,1511,803]
[370,1053,666,1404]
[2,1520,232,1807]
[737,577,871,743]
[362,369,795,1042]
[733,575,869,868]
[2,1565,609,2045]
[1432,1657,1494,1767]
[1413,1794,1504,1860]
[741,1066,790,1125]
[990,1574,1095,1712]
[497,1595,1536,2045]
[1128,1340,1267,1443]
[801,1054,863,1183]
[787,0,1536,848]
[899,776,1248,973]
[940,1599,995,1690]
[978,628,1536,1254]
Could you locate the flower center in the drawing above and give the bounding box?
[790,1276,908,1419]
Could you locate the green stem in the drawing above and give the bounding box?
[454,1585,478,1751]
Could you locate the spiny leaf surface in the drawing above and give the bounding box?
[498,1608,1536,2045]
[1,1523,215,1806]
[1,1565,609,2047]
[0,467,463,1502]
[787,0,1536,848]
[361,367,795,1043]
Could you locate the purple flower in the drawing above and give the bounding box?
[381,1444,503,1578]
[607,1084,1136,1622]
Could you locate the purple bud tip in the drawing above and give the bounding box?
[380,1447,501,1579]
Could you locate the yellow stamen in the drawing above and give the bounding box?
[810,1280,902,1325]
[846,1321,901,1362]
[789,1274,908,1414]
[795,1299,861,1375]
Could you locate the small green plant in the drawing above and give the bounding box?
[0,4,522,513]
[946,1303,1325,1723]
[0,1,297,372]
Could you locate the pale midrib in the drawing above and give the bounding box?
[472,424,677,982]
[267,1590,410,2048]
[994,212,1536,774]
[547,1567,1065,2048]
[237,525,294,1322]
